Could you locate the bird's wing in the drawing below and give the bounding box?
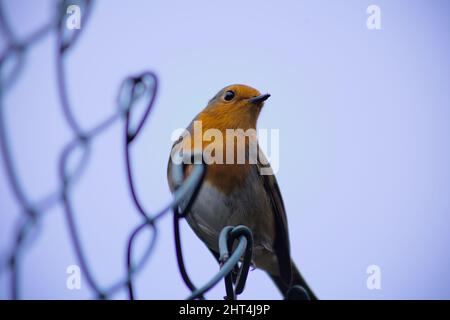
[256,152,292,285]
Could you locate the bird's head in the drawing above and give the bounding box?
[199,84,270,130]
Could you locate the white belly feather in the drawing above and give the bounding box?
[185,175,279,274]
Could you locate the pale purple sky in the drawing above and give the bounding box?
[1,0,450,299]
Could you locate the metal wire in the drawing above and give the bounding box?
[0,0,253,300]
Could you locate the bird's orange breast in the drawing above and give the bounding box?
[184,111,257,194]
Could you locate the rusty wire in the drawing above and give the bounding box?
[0,0,253,300]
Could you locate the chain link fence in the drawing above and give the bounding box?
[0,0,254,300]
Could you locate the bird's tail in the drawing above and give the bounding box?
[269,260,317,300]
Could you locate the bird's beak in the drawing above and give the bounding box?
[249,93,270,105]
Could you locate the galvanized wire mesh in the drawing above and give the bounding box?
[0,0,253,300]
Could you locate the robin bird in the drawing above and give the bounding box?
[167,84,316,299]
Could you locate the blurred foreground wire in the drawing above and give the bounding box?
[0,0,253,300]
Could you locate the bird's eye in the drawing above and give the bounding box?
[223,90,235,101]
